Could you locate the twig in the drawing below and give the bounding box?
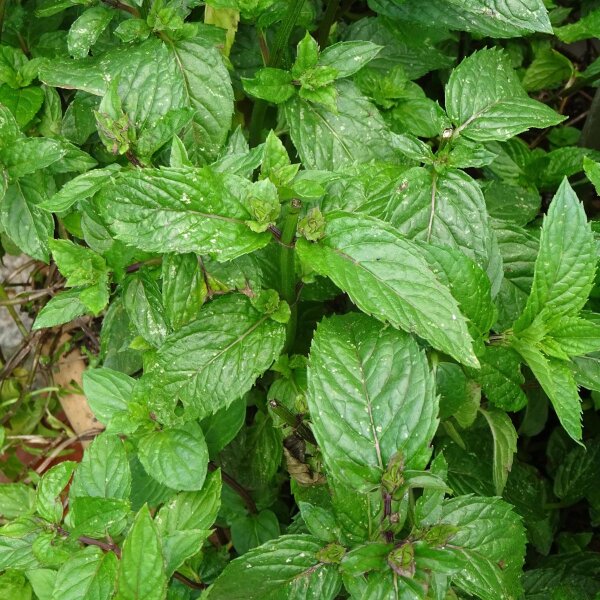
[208,462,257,514]
[317,0,340,47]
[258,29,270,65]
[382,491,394,543]
[31,429,102,476]
[57,525,207,590]
[173,572,207,590]
[125,150,143,168]
[0,286,62,306]
[565,110,590,128]
[125,257,162,274]
[0,338,44,426]
[101,0,140,17]
[0,283,29,337]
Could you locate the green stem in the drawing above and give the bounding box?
[248,101,268,148]
[580,86,600,151]
[317,0,340,47]
[0,0,6,43]
[270,0,306,68]
[248,0,306,146]
[280,199,301,350]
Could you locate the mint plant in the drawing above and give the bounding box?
[2,0,600,598]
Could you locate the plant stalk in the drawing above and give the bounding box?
[248,0,306,146]
[208,462,258,514]
[580,86,600,151]
[317,0,340,47]
[280,199,301,351]
[0,0,6,43]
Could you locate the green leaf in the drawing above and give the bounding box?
[41,36,232,163]
[162,529,211,577]
[0,569,33,599]
[155,469,221,534]
[346,17,453,80]
[317,41,382,78]
[437,363,478,421]
[415,453,448,526]
[51,546,117,600]
[571,354,600,392]
[470,346,527,412]
[553,438,600,504]
[138,422,209,492]
[124,270,169,347]
[219,410,282,490]
[26,570,57,600]
[493,223,538,329]
[556,8,600,42]
[40,165,120,213]
[446,48,564,142]
[49,238,108,287]
[375,0,552,38]
[546,317,600,357]
[168,36,234,163]
[69,496,130,538]
[95,166,271,260]
[67,6,114,59]
[0,86,44,127]
[115,505,167,600]
[0,138,66,180]
[0,524,41,571]
[206,535,341,600]
[31,532,73,569]
[36,461,76,523]
[1,174,54,261]
[70,433,131,500]
[0,484,36,519]
[162,253,206,330]
[292,33,319,77]
[82,368,133,425]
[479,407,518,495]
[584,156,600,194]
[242,68,296,104]
[49,239,109,313]
[512,339,582,442]
[0,105,22,146]
[139,294,285,422]
[522,49,573,92]
[32,289,89,330]
[41,38,180,129]
[307,313,437,490]
[114,18,151,43]
[296,212,477,367]
[515,178,596,332]
[230,509,280,554]
[483,181,540,226]
[136,108,195,158]
[284,80,396,170]
[440,496,526,600]
[416,242,495,336]
[201,398,246,456]
[376,167,493,274]
[298,502,341,543]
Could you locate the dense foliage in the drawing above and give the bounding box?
[2,0,600,598]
